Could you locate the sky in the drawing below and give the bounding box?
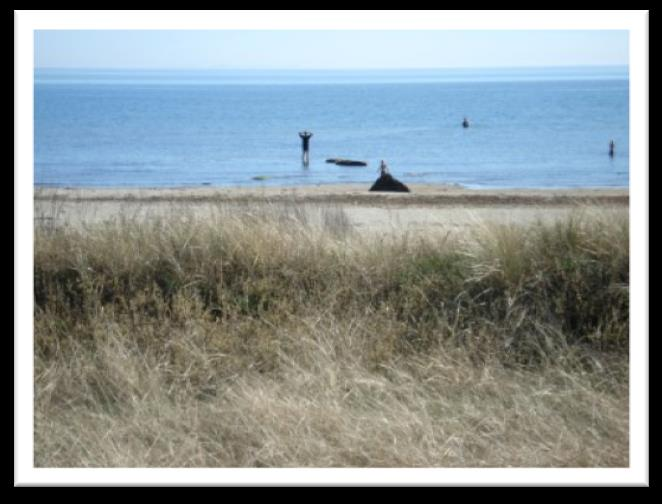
[34,30,629,70]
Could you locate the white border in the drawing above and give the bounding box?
[14,9,649,30]
[16,10,648,486]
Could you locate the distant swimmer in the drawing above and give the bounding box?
[609,140,615,157]
[462,117,470,128]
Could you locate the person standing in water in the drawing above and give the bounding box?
[609,140,615,157]
[299,130,313,165]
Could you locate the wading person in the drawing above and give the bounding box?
[299,130,313,165]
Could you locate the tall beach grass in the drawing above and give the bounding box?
[34,203,629,467]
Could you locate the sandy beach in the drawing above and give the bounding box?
[35,184,629,236]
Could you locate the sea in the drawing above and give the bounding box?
[34,67,629,189]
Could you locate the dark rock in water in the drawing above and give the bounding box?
[335,159,367,167]
[369,173,410,192]
[326,158,368,166]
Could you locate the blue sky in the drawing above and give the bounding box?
[35,30,628,69]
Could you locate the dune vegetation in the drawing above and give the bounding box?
[33,202,629,467]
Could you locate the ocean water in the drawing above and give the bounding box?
[34,67,629,189]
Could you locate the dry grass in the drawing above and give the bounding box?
[34,202,629,467]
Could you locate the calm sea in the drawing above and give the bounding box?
[34,67,629,189]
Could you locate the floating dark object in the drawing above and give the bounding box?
[370,173,410,192]
[462,117,470,128]
[326,158,368,166]
[335,159,368,167]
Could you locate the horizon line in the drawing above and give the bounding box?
[34,63,629,72]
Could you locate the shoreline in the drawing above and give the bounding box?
[34,184,629,207]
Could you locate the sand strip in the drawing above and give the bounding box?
[34,185,629,236]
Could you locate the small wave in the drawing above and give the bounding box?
[403,171,444,178]
[260,173,307,180]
